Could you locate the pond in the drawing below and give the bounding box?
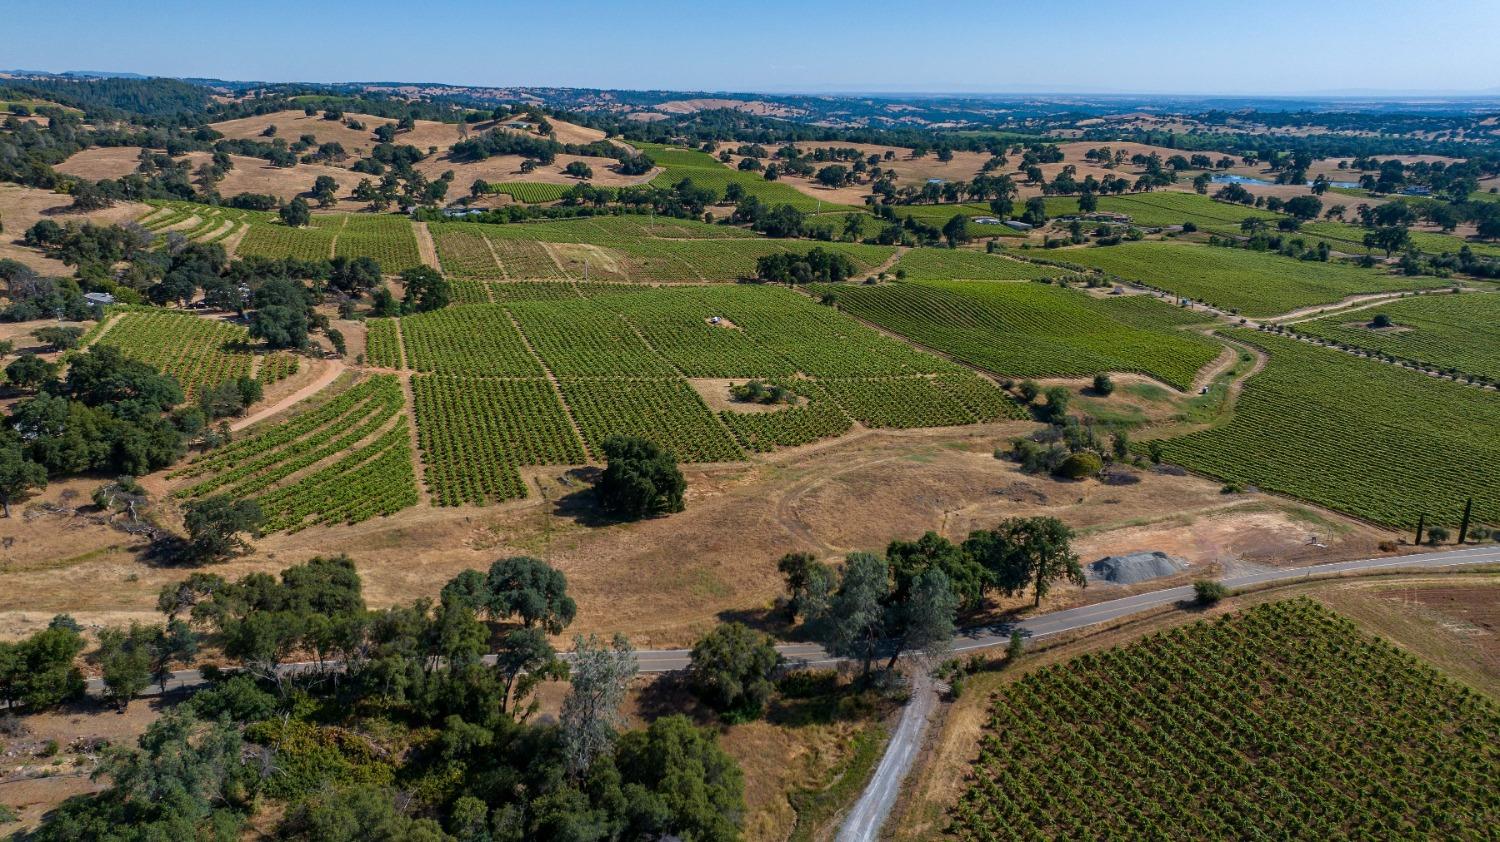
[1210,173,1361,189]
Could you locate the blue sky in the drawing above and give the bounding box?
[5,0,1499,95]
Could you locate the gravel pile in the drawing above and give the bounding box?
[1088,551,1186,585]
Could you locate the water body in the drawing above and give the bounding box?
[1211,173,1362,190]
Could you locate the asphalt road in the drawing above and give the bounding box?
[832,543,1500,842]
[91,543,1500,697]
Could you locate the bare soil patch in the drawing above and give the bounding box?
[208,109,463,160]
[689,378,802,413]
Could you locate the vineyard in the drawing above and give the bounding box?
[1059,240,1444,317]
[410,375,585,505]
[331,214,424,273]
[890,249,1062,281]
[1043,191,1282,236]
[1294,290,1500,381]
[1301,219,1500,260]
[818,374,1025,429]
[171,375,418,531]
[486,182,574,203]
[558,377,744,462]
[430,214,892,283]
[363,318,402,368]
[255,352,300,385]
[96,310,253,400]
[951,599,1500,840]
[138,201,270,245]
[718,382,853,452]
[197,208,430,272]
[818,280,1221,390]
[1158,329,1500,529]
[398,305,544,376]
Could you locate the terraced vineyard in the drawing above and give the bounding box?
[890,249,1062,281]
[1295,291,1500,381]
[1159,329,1500,529]
[1059,240,1444,317]
[138,201,269,245]
[96,310,253,400]
[172,375,418,531]
[411,375,585,505]
[818,280,1221,390]
[952,599,1500,841]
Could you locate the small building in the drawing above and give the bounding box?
[973,216,1003,225]
[83,291,115,306]
[1003,220,1033,231]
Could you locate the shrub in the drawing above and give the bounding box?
[1054,451,1102,480]
[1193,580,1229,605]
[1092,373,1115,396]
[1426,526,1451,545]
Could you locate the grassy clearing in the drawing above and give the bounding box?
[1044,191,1281,236]
[637,142,860,212]
[818,280,1221,390]
[1159,328,1500,529]
[950,598,1500,840]
[1059,240,1444,317]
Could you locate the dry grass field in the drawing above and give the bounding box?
[208,108,465,157]
[413,151,659,189]
[0,408,1395,647]
[0,183,146,273]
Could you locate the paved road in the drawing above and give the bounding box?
[90,544,1500,698]
[832,543,1500,842]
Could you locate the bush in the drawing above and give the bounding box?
[1053,451,1102,480]
[1193,580,1229,605]
[0,804,18,823]
[1426,526,1450,545]
[1091,373,1115,396]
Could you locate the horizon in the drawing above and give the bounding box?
[5,0,1499,98]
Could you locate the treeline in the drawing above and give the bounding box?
[0,77,217,120]
[17,555,747,842]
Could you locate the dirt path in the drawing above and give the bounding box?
[1140,333,1268,440]
[79,313,122,350]
[1188,342,1238,394]
[413,221,440,271]
[397,371,432,506]
[230,359,343,431]
[868,246,908,277]
[1269,290,1419,324]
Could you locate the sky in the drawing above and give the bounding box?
[5,0,1499,96]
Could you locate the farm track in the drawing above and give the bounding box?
[397,370,433,507]
[412,221,440,271]
[230,359,343,432]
